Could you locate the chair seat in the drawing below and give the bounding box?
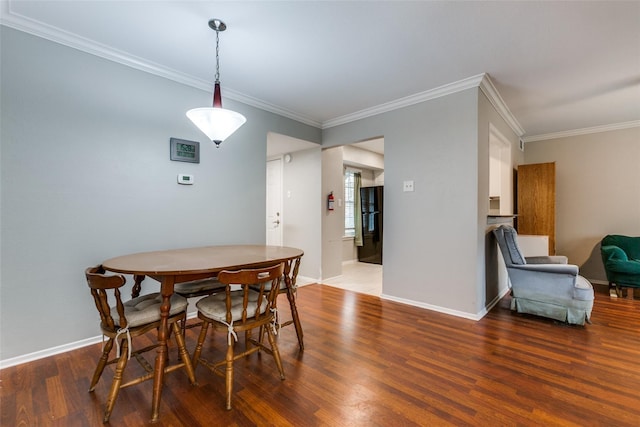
[249,275,288,292]
[196,290,268,323]
[607,258,640,275]
[174,277,224,297]
[111,293,187,328]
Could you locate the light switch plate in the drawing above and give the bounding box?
[403,180,414,192]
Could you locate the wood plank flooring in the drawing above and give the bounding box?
[2,284,640,426]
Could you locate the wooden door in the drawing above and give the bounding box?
[517,162,556,255]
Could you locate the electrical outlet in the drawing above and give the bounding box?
[403,180,414,192]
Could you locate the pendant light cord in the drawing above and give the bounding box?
[215,29,220,84]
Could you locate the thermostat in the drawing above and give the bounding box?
[177,174,194,185]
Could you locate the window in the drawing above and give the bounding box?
[344,170,355,237]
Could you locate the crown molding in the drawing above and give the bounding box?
[1,6,524,135]
[478,74,525,137]
[0,6,322,128]
[324,73,526,139]
[523,120,640,143]
[225,89,321,128]
[322,74,486,129]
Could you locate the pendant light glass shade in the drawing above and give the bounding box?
[187,19,246,147]
[186,107,246,146]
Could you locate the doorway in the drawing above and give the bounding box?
[265,132,323,282]
[266,158,283,246]
[322,137,384,295]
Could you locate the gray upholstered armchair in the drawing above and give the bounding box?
[492,225,594,325]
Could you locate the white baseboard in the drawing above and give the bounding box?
[380,286,510,322]
[0,311,201,370]
[478,286,512,318]
[0,277,324,370]
[295,275,319,286]
[1,281,508,369]
[0,336,102,370]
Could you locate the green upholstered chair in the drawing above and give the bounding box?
[493,225,594,325]
[601,235,640,297]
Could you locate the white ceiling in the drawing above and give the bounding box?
[2,1,639,141]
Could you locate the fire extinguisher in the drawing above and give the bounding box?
[327,192,335,211]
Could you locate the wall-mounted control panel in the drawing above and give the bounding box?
[177,174,194,185]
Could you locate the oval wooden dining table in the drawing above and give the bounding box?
[102,244,304,422]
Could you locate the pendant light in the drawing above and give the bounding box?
[187,19,246,147]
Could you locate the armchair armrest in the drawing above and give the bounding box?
[601,245,629,262]
[507,263,580,301]
[510,263,579,276]
[525,255,568,265]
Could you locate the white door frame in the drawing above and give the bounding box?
[266,158,283,246]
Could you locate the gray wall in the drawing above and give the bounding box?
[323,89,484,315]
[321,146,345,279]
[477,91,524,312]
[323,87,522,317]
[523,127,640,283]
[0,27,320,361]
[7,22,630,364]
[282,147,322,280]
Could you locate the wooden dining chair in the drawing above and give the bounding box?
[192,263,286,410]
[85,265,195,423]
[174,277,225,299]
[131,274,225,335]
[251,255,304,350]
[174,277,226,333]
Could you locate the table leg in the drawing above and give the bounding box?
[284,257,304,351]
[148,276,197,422]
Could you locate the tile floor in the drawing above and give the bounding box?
[321,261,382,296]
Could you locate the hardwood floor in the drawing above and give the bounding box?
[2,284,640,426]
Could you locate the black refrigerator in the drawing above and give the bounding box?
[358,185,383,265]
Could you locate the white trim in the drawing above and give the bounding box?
[479,75,525,137]
[380,286,510,322]
[0,336,101,369]
[0,9,526,136]
[0,281,506,368]
[325,73,525,139]
[8,5,634,142]
[323,74,486,129]
[266,157,284,246]
[478,286,512,319]
[0,310,200,369]
[295,275,318,286]
[0,7,321,128]
[344,166,363,174]
[522,120,640,143]
[227,90,321,128]
[380,293,481,321]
